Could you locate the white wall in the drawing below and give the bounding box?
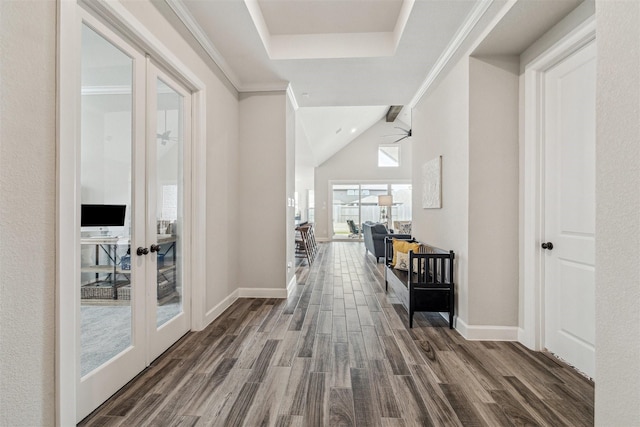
[412,58,471,325]
[238,92,288,292]
[314,119,413,240]
[595,1,640,424]
[411,57,519,333]
[0,0,57,424]
[295,116,315,223]
[468,56,519,327]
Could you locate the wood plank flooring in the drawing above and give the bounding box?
[79,242,594,426]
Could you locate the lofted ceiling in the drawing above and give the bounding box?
[162,0,585,166]
[297,106,388,166]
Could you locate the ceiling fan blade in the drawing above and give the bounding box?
[393,137,405,143]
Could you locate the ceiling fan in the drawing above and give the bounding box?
[157,130,178,145]
[393,126,412,143]
[383,126,412,143]
[157,109,179,145]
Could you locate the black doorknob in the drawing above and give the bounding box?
[541,242,554,250]
[136,247,149,256]
[150,244,161,253]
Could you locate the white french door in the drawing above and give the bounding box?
[146,63,192,361]
[543,41,596,378]
[77,17,191,421]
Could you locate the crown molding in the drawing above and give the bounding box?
[240,82,290,93]
[164,0,241,90]
[408,0,495,108]
[165,0,291,93]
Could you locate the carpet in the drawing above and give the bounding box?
[81,301,181,377]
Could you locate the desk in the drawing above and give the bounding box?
[80,235,177,300]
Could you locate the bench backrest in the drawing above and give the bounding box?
[385,237,455,286]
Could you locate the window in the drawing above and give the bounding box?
[378,145,400,167]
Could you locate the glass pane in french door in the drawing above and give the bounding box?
[391,184,412,221]
[332,184,360,239]
[79,25,133,377]
[361,184,387,226]
[155,78,183,327]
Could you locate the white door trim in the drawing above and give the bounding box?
[520,16,596,351]
[56,3,81,425]
[56,2,208,425]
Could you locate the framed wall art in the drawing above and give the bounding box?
[422,156,442,209]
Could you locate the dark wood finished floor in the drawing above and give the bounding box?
[79,242,594,426]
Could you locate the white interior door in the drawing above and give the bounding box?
[543,41,596,378]
[146,63,192,360]
[77,21,192,422]
[77,21,147,420]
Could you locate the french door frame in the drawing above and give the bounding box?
[56,1,207,425]
[520,17,595,351]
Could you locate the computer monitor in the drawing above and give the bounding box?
[81,204,126,227]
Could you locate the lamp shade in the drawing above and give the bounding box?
[378,195,393,206]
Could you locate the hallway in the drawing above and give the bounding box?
[80,241,594,426]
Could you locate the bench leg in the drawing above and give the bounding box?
[449,289,455,329]
[409,290,414,328]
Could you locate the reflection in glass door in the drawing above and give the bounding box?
[154,78,183,328]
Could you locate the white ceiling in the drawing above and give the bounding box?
[245,0,414,60]
[170,0,479,104]
[258,0,403,35]
[164,0,584,166]
[298,106,388,166]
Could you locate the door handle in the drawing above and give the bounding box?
[150,244,161,253]
[541,242,554,250]
[136,247,149,256]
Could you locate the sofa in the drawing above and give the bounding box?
[361,221,411,262]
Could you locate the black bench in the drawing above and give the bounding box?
[384,237,455,328]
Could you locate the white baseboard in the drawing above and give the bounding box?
[316,237,331,242]
[455,317,519,341]
[237,287,288,298]
[203,289,239,328]
[287,276,297,297]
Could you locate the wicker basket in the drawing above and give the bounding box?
[117,285,131,300]
[81,284,116,299]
